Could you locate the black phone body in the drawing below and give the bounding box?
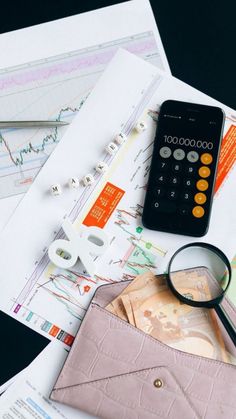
[142,100,225,237]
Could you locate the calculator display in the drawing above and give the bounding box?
[142,100,225,237]
[163,135,213,150]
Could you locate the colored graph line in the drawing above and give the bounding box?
[0,34,157,91]
[39,272,93,298]
[67,270,97,285]
[39,277,86,320]
[116,205,143,225]
[0,105,81,167]
[115,205,167,257]
[129,240,156,263]
[122,273,136,281]
[113,242,157,276]
[0,31,161,202]
[94,275,116,284]
[126,261,156,275]
[9,62,161,330]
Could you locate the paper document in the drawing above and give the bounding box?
[0,0,169,231]
[0,49,235,351]
[0,342,94,418]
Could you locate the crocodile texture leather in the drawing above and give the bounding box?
[51,282,236,419]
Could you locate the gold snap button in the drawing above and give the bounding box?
[153,378,163,388]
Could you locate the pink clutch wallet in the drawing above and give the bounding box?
[50,281,236,419]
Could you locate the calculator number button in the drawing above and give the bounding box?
[181,191,192,202]
[156,174,167,184]
[183,178,194,188]
[153,200,176,213]
[173,149,185,160]
[159,147,172,158]
[185,165,196,176]
[167,189,178,200]
[172,163,182,173]
[170,176,180,186]
[155,188,165,198]
[157,161,169,171]
[187,151,199,163]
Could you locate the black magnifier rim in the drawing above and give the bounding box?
[167,242,232,309]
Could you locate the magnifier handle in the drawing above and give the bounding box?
[215,305,236,347]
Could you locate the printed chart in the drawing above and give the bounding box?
[8,75,167,346]
[3,52,236,348]
[0,31,162,199]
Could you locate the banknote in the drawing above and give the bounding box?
[120,294,136,326]
[105,268,230,363]
[109,298,128,322]
[105,271,166,313]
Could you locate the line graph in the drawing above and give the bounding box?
[113,242,157,275]
[0,37,160,91]
[0,31,161,199]
[4,44,236,349]
[112,203,167,276]
[38,273,88,321]
[0,106,80,167]
[8,68,165,342]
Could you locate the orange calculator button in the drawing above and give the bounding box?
[192,206,205,218]
[196,179,209,191]
[194,192,207,204]
[198,166,211,178]
[201,153,213,165]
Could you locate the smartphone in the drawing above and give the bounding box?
[142,100,225,237]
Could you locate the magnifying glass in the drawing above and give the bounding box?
[167,242,236,346]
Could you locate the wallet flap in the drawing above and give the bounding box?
[51,365,200,419]
[51,304,236,403]
[51,303,236,418]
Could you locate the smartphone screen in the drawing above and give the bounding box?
[142,100,225,237]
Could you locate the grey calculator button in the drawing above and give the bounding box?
[173,148,185,160]
[187,151,199,163]
[159,146,172,158]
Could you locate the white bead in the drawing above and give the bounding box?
[105,142,118,155]
[82,174,94,186]
[96,161,108,174]
[68,177,80,189]
[114,132,127,145]
[135,120,147,133]
[50,184,62,196]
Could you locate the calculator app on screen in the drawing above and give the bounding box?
[142,100,225,237]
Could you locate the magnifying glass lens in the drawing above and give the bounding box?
[169,246,230,303]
